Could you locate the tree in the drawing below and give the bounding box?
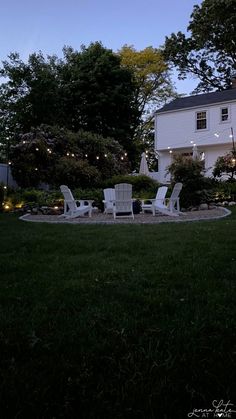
[0,52,63,131]
[0,43,140,165]
[213,152,236,180]
[164,0,236,92]
[10,125,130,188]
[118,45,176,169]
[61,43,140,149]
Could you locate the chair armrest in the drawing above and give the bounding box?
[78,200,94,206]
[141,198,155,205]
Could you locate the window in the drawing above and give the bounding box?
[221,107,229,122]
[196,111,207,130]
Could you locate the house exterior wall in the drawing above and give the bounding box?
[155,100,236,183]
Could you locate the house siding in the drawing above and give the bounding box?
[155,100,236,183]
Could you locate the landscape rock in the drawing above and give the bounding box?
[199,203,208,210]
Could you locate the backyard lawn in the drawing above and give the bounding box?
[0,210,236,418]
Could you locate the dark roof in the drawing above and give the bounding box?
[156,88,236,114]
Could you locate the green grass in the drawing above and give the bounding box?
[0,210,236,418]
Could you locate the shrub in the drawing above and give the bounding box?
[167,155,212,207]
[104,174,159,195]
[211,180,236,202]
[11,126,130,188]
[53,157,101,189]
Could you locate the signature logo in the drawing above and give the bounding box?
[188,400,236,418]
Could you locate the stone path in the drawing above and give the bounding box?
[20,207,231,224]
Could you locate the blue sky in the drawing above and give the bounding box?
[0,0,202,94]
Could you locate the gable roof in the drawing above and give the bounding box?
[156,88,236,114]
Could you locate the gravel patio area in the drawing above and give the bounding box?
[20,207,231,224]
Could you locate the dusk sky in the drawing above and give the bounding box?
[0,0,202,94]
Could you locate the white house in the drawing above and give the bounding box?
[154,83,236,183]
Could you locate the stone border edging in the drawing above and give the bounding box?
[19,207,231,225]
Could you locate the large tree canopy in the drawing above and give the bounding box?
[164,0,236,92]
[118,45,176,167]
[119,45,175,120]
[0,42,140,163]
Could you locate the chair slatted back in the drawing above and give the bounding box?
[60,185,77,213]
[114,183,133,213]
[170,183,182,200]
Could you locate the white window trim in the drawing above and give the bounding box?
[195,110,208,132]
[220,105,231,124]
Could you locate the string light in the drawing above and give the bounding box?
[35,148,39,151]
[96,156,99,160]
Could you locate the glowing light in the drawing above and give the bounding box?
[54,206,59,210]
[66,152,70,156]
[121,156,124,160]
[85,154,88,157]
[15,202,23,209]
[71,153,75,157]
[193,143,196,147]
[35,168,38,171]
[36,148,39,151]
[3,186,7,190]
[167,146,170,149]
[169,150,173,154]
[8,161,12,165]
[96,156,99,160]
[23,141,26,144]
[4,205,10,210]
[214,133,219,138]
[190,141,194,144]
[124,153,127,156]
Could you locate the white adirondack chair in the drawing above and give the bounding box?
[141,186,168,213]
[152,183,183,217]
[103,188,115,214]
[60,185,93,218]
[113,183,134,220]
